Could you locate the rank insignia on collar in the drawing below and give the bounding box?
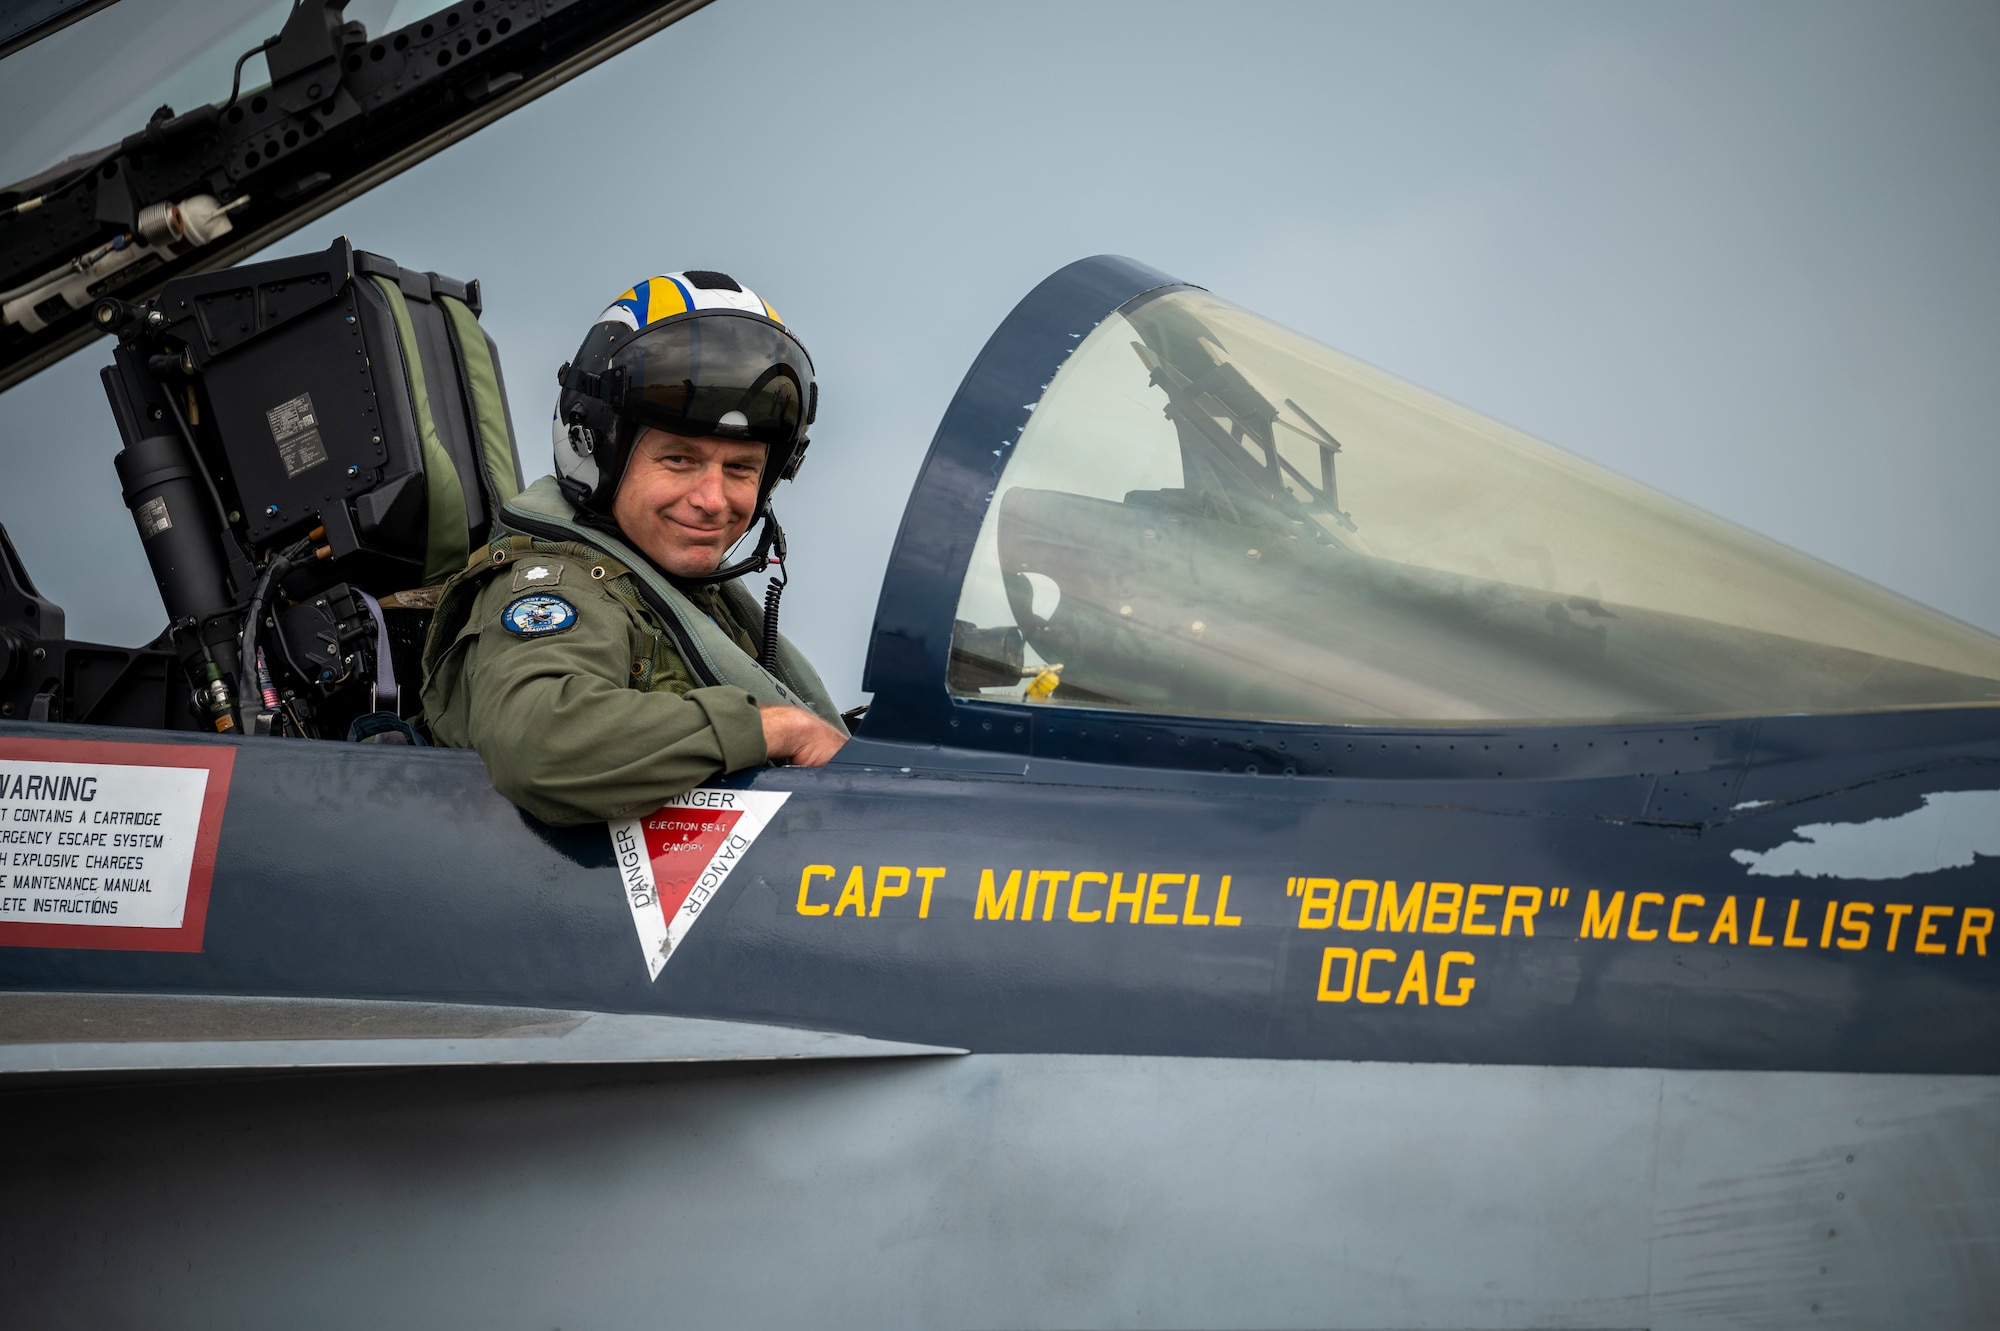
[502,594,579,636]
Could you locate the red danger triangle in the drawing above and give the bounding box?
[641,807,745,921]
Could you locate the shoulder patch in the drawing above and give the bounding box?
[502,594,579,637]
[511,560,564,591]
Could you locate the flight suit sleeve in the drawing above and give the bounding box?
[439,564,768,825]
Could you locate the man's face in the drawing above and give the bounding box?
[611,427,766,577]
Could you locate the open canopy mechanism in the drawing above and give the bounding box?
[0,0,714,392]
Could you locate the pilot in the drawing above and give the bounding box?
[420,272,848,824]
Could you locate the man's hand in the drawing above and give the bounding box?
[760,705,846,768]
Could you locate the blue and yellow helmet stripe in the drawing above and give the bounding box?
[600,272,781,332]
[610,275,695,329]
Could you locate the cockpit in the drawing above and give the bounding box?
[8,241,2000,758]
[7,0,2000,758]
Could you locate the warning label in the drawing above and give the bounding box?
[0,739,232,951]
[266,391,328,478]
[609,788,790,979]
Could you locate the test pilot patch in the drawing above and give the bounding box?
[502,594,578,637]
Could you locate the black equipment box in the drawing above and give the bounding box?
[128,236,523,595]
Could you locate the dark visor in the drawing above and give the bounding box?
[601,313,811,447]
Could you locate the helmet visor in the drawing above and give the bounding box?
[606,313,811,448]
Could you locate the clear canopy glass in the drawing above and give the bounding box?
[949,286,2000,725]
[0,0,421,190]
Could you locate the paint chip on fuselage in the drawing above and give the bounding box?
[1730,790,2000,880]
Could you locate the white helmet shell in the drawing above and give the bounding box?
[550,401,602,495]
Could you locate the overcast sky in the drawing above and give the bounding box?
[3,0,1996,708]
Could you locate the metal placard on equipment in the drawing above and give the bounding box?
[266,391,329,479]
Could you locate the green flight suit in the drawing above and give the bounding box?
[423,535,777,826]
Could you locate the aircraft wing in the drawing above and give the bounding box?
[0,991,960,1076]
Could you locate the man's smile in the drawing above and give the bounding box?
[664,517,729,540]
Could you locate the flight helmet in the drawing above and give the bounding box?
[552,271,817,541]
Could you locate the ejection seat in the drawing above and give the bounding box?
[0,238,527,737]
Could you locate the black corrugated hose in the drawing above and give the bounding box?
[758,517,788,675]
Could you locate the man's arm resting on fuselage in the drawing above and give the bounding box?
[437,575,768,825]
[469,671,767,825]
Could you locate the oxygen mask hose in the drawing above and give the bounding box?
[758,518,788,675]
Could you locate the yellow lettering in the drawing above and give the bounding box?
[1709,895,1739,945]
[915,867,945,919]
[1436,950,1475,1006]
[1144,873,1183,925]
[1339,880,1378,931]
[1068,871,1106,923]
[833,866,868,917]
[1182,874,1210,926]
[1818,900,1838,948]
[869,866,910,917]
[1395,950,1430,1004]
[1318,947,1357,1002]
[1107,872,1143,924]
[796,864,834,917]
[1029,870,1069,922]
[1627,891,1664,941]
[1580,890,1625,940]
[1883,903,1913,951]
[1422,882,1464,934]
[1462,884,1501,936]
[1915,905,1952,956]
[1748,897,1776,946]
[1781,898,1811,948]
[1959,907,1993,957]
[977,868,1022,921]
[1357,948,1396,1003]
[1213,875,1242,926]
[1298,877,1339,929]
[1378,880,1423,932]
[1668,894,1703,944]
[1501,885,1541,937]
[1836,901,1872,951]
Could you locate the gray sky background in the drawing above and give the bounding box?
[2,0,1996,708]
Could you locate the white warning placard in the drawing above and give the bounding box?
[0,759,213,930]
[609,788,791,980]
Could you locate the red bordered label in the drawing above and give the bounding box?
[0,737,235,953]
